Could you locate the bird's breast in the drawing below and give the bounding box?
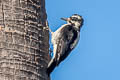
[51,31,61,44]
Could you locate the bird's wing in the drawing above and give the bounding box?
[47,25,80,75]
[55,25,79,65]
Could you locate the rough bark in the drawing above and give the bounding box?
[0,0,50,80]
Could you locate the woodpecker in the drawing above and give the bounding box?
[47,14,84,75]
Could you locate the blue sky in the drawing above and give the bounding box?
[46,0,120,80]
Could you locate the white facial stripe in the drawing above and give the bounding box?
[71,15,81,19]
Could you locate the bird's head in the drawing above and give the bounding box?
[61,14,83,29]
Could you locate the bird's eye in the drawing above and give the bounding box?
[78,19,82,22]
[71,17,78,21]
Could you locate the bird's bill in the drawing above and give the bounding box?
[61,18,70,21]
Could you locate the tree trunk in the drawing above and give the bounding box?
[0,0,50,80]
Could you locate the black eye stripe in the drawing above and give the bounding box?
[70,17,81,21]
[78,19,82,21]
[72,17,77,20]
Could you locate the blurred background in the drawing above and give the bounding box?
[46,0,120,80]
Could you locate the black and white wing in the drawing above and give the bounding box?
[47,25,80,75]
[56,25,80,64]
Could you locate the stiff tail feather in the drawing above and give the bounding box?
[47,58,57,76]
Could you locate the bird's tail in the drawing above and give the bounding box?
[47,44,59,76]
[47,58,57,76]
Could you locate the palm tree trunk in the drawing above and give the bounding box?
[0,0,50,80]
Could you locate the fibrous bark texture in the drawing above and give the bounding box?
[0,0,49,80]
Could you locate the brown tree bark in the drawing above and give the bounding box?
[0,0,50,80]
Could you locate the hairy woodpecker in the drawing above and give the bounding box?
[47,14,84,75]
